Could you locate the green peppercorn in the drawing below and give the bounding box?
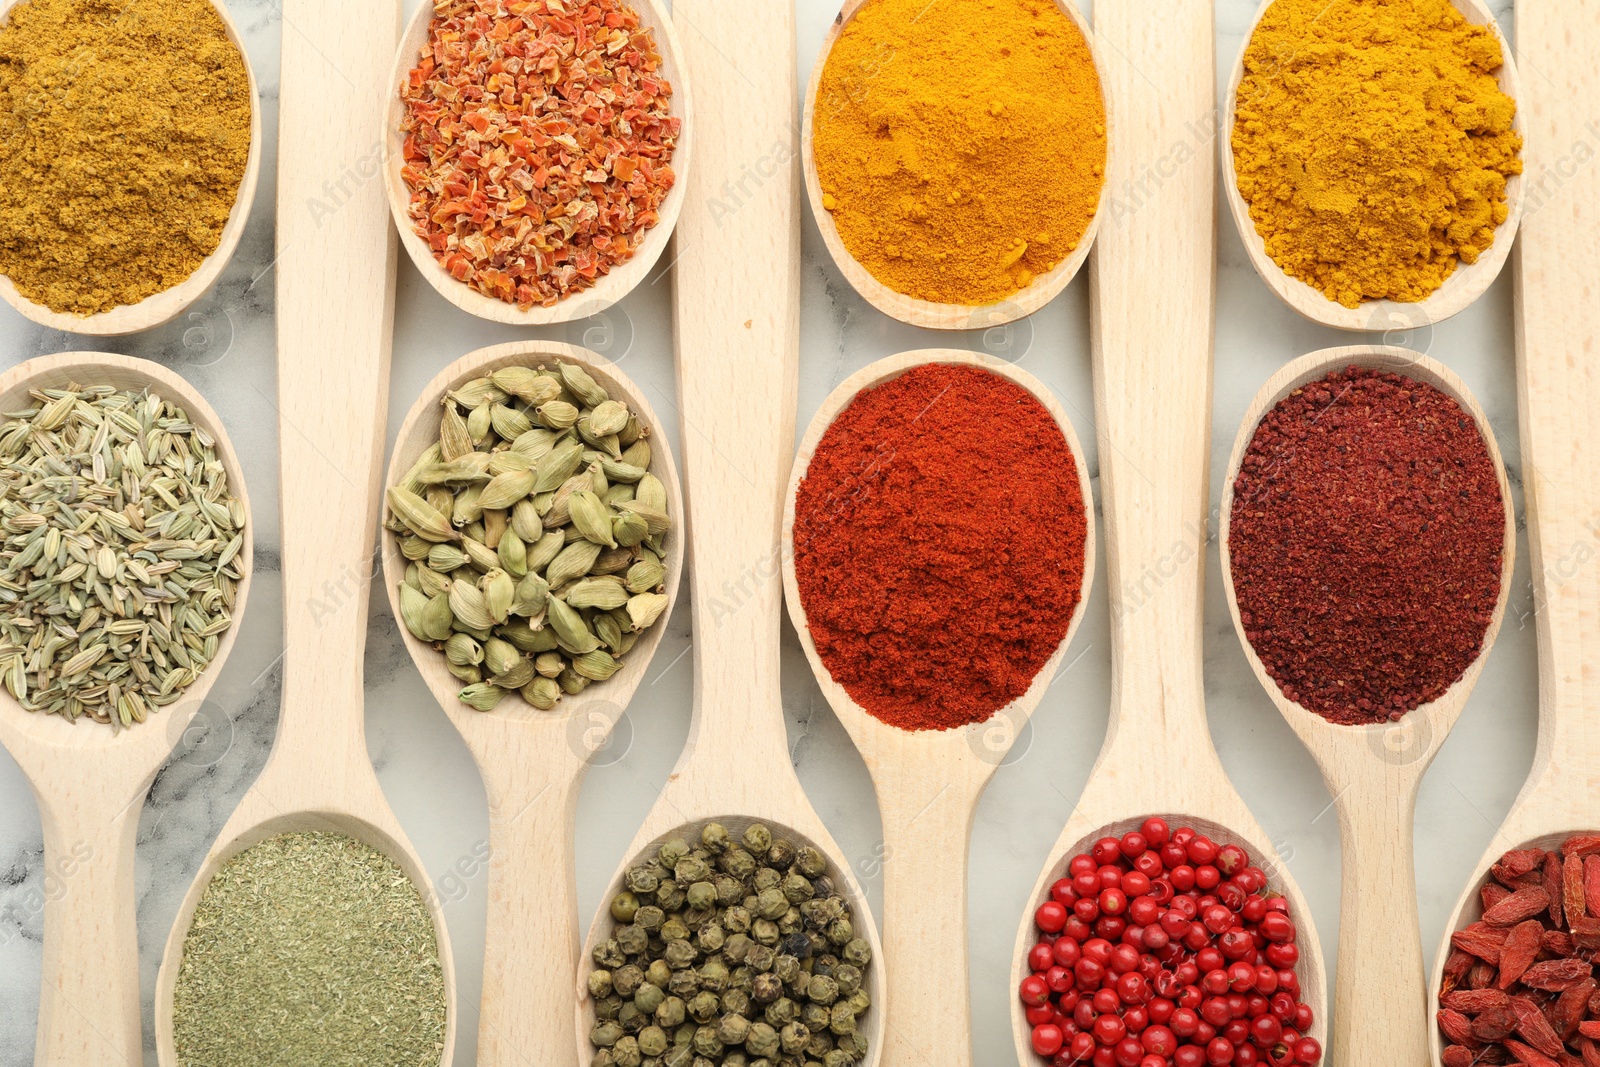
[779,1023,810,1055]
[841,940,871,968]
[637,906,666,933]
[692,1025,724,1058]
[659,839,690,870]
[752,919,781,947]
[832,965,860,997]
[639,1026,670,1058]
[774,955,802,984]
[767,839,796,869]
[614,965,645,998]
[699,958,730,992]
[615,1036,644,1067]
[662,1046,692,1067]
[723,1055,748,1067]
[746,944,776,972]
[721,849,757,879]
[636,983,667,1015]
[687,991,720,1024]
[723,906,752,935]
[806,975,838,1006]
[620,1002,645,1033]
[752,972,783,1005]
[716,1013,751,1046]
[674,1024,697,1048]
[664,939,697,970]
[676,856,712,884]
[780,874,815,905]
[724,932,753,963]
[756,889,788,920]
[778,908,804,935]
[667,970,701,998]
[804,1032,833,1059]
[593,1049,617,1067]
[628,866,662,895]
[823,1051,851,1067]
[846,990,869,1017]
[596,939,627,968]
[753,868,781,893]
[714,875,745,907]
[593,1022,625,1047]
[612,891,641,923]
[590,970,615,998]
[701,823,731,854]
[745,1023,780,1059]
[722,989,752,1018]
[741,825,773,855]
[799,1003,830,1034]
[661,916,691,943]
[827,1004,855,1037]
[657,996,687,1029]
[598,996,624,1021]
[618,924,650,956]
[697,923,726,954]
[825,919,852,947]
[812,956,836,980]
[765,998,798,1028]
[728,965,754,994]
[835,1032,868,1061]
[687,881,717,911]
[793,847,827,879]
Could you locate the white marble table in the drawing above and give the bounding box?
[0,0,1534,1063]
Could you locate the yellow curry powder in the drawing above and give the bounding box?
[0,0,252,316]
[1232,0,1522,308]
[812,0,1106,307]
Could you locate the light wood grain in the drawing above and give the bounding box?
[382,0,693,326]
[1430,6,1600,1064]
[153,2,456,1063]
[577,4,884,1063]
[779,350,1095,1067]
[1219,346,1514,1067]
[0,0,262,337]
[0,353,253,1067]
[800,0,1110,330]
[382,340,685,1067]
[1010,4,1328,1061]
[1220,0,1522,332]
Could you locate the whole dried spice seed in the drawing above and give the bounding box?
[1228,367,1506,724]
[0,384,245,728]
[172,832,447,1067]
[0,0,252,316]
[399,0,680,310]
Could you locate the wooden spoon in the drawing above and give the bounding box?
[1011,3,1328,1061]
[1430,6,1600,1063]
[801,0,1110,331]
[577,3,885,1063]
[0,0,262,337]
[778,349,1095,1067]
[154,2,457,1063]
[1220,0,1523,332]
[382,0,694,326]
[381,339,685,1067]
[1219,345,1515,1067]
[0,351,254,1067]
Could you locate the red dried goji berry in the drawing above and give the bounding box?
[1573,917,1600,950]
[1513,996,1567,1057]
[1457,923,1513,964]
[1545,930,1577,958]
[1477,1004,1518,1041]
[1499,850,1551,884]
[1445,990,1514,1013]
[1502,922,1547,989]
[1555,978,1596,1041]
[1443,1046,1474,1067]
[1508,1038,1563,1067]
[1583,1023,1600,1040]
[1552,852,1569,928]
[1523,959,1594,991]
[1489,888,1554,927]
[1579,1037,1600,1067]
[1485,882,1515,911]
[1473,961,1500,989]
[1586,858,1600,921]
[1565,837,1600,859]
[1438,1008,1478,1045]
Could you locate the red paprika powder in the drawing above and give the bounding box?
[791,362,1088,731]
[1228,366,1506,725]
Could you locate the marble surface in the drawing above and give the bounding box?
[0,0,1535,1064]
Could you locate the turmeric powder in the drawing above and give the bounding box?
[812,0,1106,307]
[1231,0,1522,308]
[0,0,252,316]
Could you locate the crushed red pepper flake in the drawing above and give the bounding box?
[398,0,680,310]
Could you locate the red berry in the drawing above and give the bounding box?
[1122,872,1152,899]
[1094,1048,1116,1067]
[1207,1037,1236,1066]
[1053,937,1082,967]
[1093,838,1123,866]
[1251,1015,1282,1048]
[1171,1008,1201,1037]
[1115,1038,1145,1067]
[1118,972,1151,1005]
[1033,1024,1065,1058]
[1142,926,1170,952]
[1149,997,1175,1025]
[1075,958,1104,988]
[1109,944,1141,975]
[1075,872,1102,897]
[1021,975,1051,1006]
[1038,901,1069,934]
[1234,1043,1259,1067]
[1259,913,1294,944]
[1070,1032,1096,1062]
[1228,962,1255,992]
[1074,898,1101,923]
[1094,1014,1127,1046]
[1171,865,1197,891]
[1175,1046,1206,1067]
[1046,966,1073,994]
[1100,889,1128,917]
[1188,837,1219,865]
[1201,997,1233,1028]
[1216,844,1248,876]
[1135,852,1165,879]
[1120,832,1148,859]
[1293,1005,1312,1034]
[1201,969,1230,996]
[1093,989,1122,1015]
[1195,865,1222,891]
[1099,866,1125,891]
[1141,818,1170,846]
[1028,1004,1057,1027]
[1293,1038,1320,1066]
[1083,939,1114,965]
[1141,1025,1177,1056]
[1029,942,1055,972]
[1140,1058,1166,1067]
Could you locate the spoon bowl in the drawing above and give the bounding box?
[383,0,694,326]
[801,0,1111,330]
[0,351,254,1067]
[1221,0,1523,332]
[0,0,262,337]
[780,349,1095,1067]
[1219,346,1514,1065]
[382,339,684,1067]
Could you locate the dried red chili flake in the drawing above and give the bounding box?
[1228,367,1505,724]
[398,0,680,309]
[1441,843,1600,1067]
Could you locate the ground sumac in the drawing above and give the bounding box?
[791,363,1087,732]
[1228,367,1505,725]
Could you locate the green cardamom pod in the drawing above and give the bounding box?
[617,500,671,537]
[446,633,484,667]
[491,404,534,442]
[461,537,500,572]
[573,649,623,681]
[534,441,586,493]
[498,530,528,577]
[429,544,468,572]
[592,547,634,575]
[604,485,636,507]
[398,583,431,641]
[477,468,538,513]
[620,439,651,470]
[467,403,494,445]
[526,529,566,573]
[558,667,590,696]
[511,498,544,543]
[491,366,559,404]
[547,595,601,654]
[538,400,580,431]
[570,491,618,548]
[626,560,665,594]
[482,508,508,549]
[439,403,473,461]
[492,659,536,690]
[450,579,495,632]
[545,539,604,590]
[522,675,561,710]
[567,576,630,611]
[452,484,484,526]
[487,453,533,479]
[588,400,630,437]
[423,592,456,641]
[426,485,456,517]
[448,661,483,685]
[544,471,595,528]
[417,453,493,484]
[449,377,507,409]
[599,457,648,484]
[613,511,649,548]
[458,682,504,713]
[386,487,458,543]
[577,417,623,458]
[635,473,668,512]
[483,637,522,677]
[617,413,642,447]
[627,593,670,632]
[511,427,558,461]
[404,563,423,591]
[400,536,431,561]
[511,572,549,617]
[399,442,444,495]
[589,460,609,497]
[482,569,515,624]
[594,612,625,653]
[560,362,611,408]
[416,564,452,598]
[615,629,639,657]
[534,651,565,678]
[498,620,560,653]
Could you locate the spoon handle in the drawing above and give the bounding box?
[264,0,401,805]
[669,0,802,806]
[1511,3,1600,809]
[1090,0,1221,785]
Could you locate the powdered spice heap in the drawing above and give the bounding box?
[399,0,680,310]
[0,0,252,316]
[792,363,1088,732]
[1228,367,1506,725]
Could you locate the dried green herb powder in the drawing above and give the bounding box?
[172,831,448,1067]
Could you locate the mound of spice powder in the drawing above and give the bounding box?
[399,0,680,310]
[1228,367,1506,724]
[792,363,1087,731]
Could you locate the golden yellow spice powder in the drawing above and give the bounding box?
[1232,0,1522,308]
[0,0,252,316]
[812,0,1106,307]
